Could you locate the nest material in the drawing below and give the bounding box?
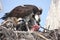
[0,25,60,40]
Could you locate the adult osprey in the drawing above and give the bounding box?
[1,5,42,31]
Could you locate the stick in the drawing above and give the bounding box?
[33,32,49,40]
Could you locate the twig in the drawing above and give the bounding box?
[33,32,49,40]
[53,30,58,40]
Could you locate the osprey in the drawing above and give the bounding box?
[1,5,42,31]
